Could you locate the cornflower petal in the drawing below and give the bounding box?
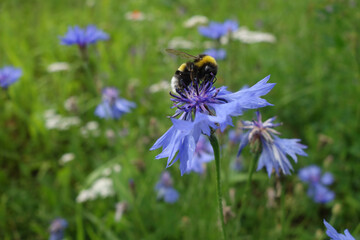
[237,131,250,156]
[321,172,335,185]
[273,136,308,163]
[324,219,355,240]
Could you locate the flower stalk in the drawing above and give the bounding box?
[209,134,227,240]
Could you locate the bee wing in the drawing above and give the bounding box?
[165,49,197,60]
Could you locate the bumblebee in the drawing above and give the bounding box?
[166,49,218,93]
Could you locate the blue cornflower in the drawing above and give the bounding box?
[324,220,355,240]
[49,218,68,240]
[203,48,226,60]
[185,135,214,174]
[95,87,136,119]
[198,20,238,39]
[0,66,22,89]
[298,165,335,203]
[151,75,275,175]
[237,111,308,177]
[298,165,334,185]
[60,25,109,48]
[310,184,335,203]
[155,171,179,203]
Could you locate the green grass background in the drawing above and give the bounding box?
[1,0,360,239]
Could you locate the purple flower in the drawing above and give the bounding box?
[155,171,179,203]
[198,20,238,39]
[95,87,136,119]
[299,165,335,203]
[151,75,275,175]
[185,135,214,174]
[49,218,68,240]
[0,66,22,89]
[238,111,308,177]
[60,25,109,48]
[203,48,226,60]
[324,220,355,240]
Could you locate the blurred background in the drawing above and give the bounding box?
[1,0,359,239]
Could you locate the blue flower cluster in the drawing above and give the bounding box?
[95,87,136,120]
[324,220,355,240]
[151,75,275,175]
[0,66,22,89]
[298,165,335,203]
[155,171,179,203]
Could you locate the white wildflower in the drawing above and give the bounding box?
[47,62,70,73]
[149,80,170,93]
[183,15,208,28]
[113,164,121,173]
[232,27,276,44]
[44,110,80,130]
[59,153,75,165]
[168,37,195,49]
[76,177,114,203]
[64,96,78,113]
[81,121,100,137]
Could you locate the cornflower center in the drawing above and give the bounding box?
[170,76,227,120]
[103,88,118,105]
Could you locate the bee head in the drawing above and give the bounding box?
[204,64,218,76]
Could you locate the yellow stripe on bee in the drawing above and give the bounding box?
[178,63,187,71]
[194,56,217,67]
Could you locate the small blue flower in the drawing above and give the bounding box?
[299,165,334,203]
[198,20,238,39]
[309,184,335,203]
[237,111,308,177]
[155,171,179,203]
[49,218,68,240]
[186,135,214,174]
[95,87,136,119]
[298,165,334,186]
[324,220,355,240]
[298,165,322,183]
[0,66,22,89]
[151,75,275,175]
[60,25,109,48]
[203,48,226,60]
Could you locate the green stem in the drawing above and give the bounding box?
[237,152,259,233]
[209,134,227,240]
